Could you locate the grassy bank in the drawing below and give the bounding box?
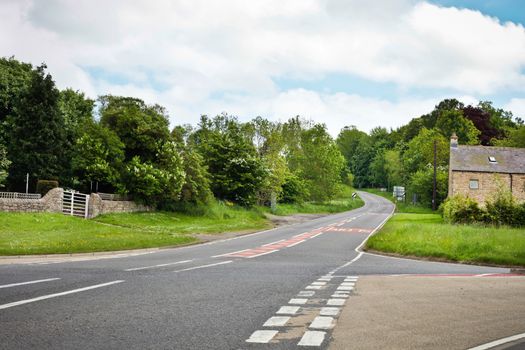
[268,186,364,215]
[366,213,525,267]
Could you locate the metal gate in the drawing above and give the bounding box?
[62,191,90,218]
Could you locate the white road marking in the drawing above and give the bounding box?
[0,280,124,310]
[311,282,326,286]
[327,299,346,306]
[287,240,306,248]
[331,294,349,299]
[246,330,279,343]
[264,316,290,327]
[306,285,323,290]
[309,316,334,329]
[467,332,525,350]
[340,282,355,287]
[298,291,315,297]
[173,260,232,273]
[337,286,354,291]
[124,260,192,271]
[0,278,60,289]
[320,307,341,316]
[247,250,278,258]
[289,298,308,305]
[212,249,249,258]
[276,306,300,315]
[298,331,326,346]
[262,239,285,246]
[318,278,331,282]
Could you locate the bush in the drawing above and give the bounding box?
[279,174,309,204]
[36,180,59,196]
[441,195,484,224]
[485,188,524,227]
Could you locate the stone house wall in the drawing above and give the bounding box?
[450,171,525,204]
[0,188,63,213]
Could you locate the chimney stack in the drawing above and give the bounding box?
[450,132,458,148]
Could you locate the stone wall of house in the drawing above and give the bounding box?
[88,193,150,218]
[450,171,525,204]
[0,188,64,213]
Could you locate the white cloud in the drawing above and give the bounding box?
[1,0,524,133]
[504,98,525,120]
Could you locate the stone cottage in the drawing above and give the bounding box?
[448,134,525,204]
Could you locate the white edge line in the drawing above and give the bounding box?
[124,260,192,271]
[0,280,125,310]
[287,240,305,248]
[0,278,61,289]
[174,260,232,272]
[468,332,525,350]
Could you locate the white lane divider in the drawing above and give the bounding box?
[173,260,232,273]
[125,259,192,271]
[0,280,124,310]
[0,278,60,289]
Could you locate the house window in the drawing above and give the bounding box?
[469,179,479,189]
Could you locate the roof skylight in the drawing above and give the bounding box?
[488,156,497,163]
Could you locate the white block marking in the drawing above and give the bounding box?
[327,298,346,306]
[289,298,308,305]
[125,260,192,271]
[320,307,341,316]
[174,260,232,273]
[337,286,354,291]
[340,282,355,287]
[0,280,124,310]
[264,316,290,327]
[306,285,322,290]
[309,316,334,329]
[298,291,315,297]
[246,330,278,343]
[298,331,326,346]
[276,306,300,315]
[331,294,349,299]
[0,278,60,289]
[318,278,331,282]
[311,281,326,286]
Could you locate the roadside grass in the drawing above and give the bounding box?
[266,185,364,215]
[363,188,433,214]
[366,213,525,267]
[0,212,197,255]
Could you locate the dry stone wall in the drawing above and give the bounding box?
[0,188,63,213]
[88,193,150,218]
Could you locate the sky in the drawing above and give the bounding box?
[1,0,524,135]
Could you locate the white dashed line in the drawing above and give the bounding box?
[298,331,326,346]
[124,260,192,271]
[289,298,308,305]
[173,260,232,273]
[276,306,301,315]
[309,316,334,330]
[264,316,291,327]
[327,298,346,306]
[0,280,124,310]
[320,307,341,316]
[246,330,279,343]
[246,250,279,258]
[0,278,60,289]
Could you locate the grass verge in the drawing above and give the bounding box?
[266,186,364,215]
[366,213,525,267]
[363,188,433,214]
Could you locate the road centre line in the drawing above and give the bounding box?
[0,278,60,289]
[173,260,232,273]
[0,280,124,310]
[124,260,192,271]
[246,250,279,258]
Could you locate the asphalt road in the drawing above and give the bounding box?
[0,192,511,349]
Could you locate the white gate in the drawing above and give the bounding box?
[62,191,90,219]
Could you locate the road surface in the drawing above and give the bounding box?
[0,192,515,349]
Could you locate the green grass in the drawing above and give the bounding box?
[363,188,434,214]
[366,213,525,267]
[266,186,364,216]
[0,212,197,255]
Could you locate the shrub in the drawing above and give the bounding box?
[279,174,309,204]
[485,188,523,227]
[36,179,59,196]
[441,195,483,224]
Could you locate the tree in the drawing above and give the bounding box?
[402,128,449,176]
[384,150,403,189]
[409,165,448,207]
[192,114,265,207]
[71,123,125,192]
[7,64,66,191]
[0,57,32,127]
[300,124,345,202]
[435,109,480,145]
[0,141,10,188]
[99,95,171,162]
[494,125,525,148]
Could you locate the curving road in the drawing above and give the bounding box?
[0,192,512,349]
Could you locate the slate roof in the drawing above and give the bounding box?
[450,145,525,174]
